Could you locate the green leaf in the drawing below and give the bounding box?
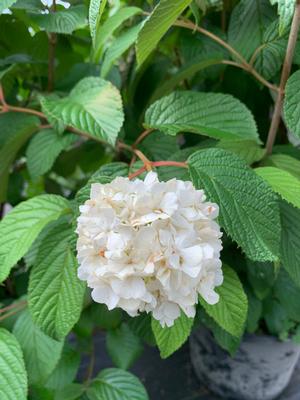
[188,148,281,261]
[280,200,300,287]
[0,0,17,13]
[40,77,124,146]
[274,268,300,321]
[216,139,265,165]
[0,113,39,202]
[145,91,259,143]
[87,368,149,400]
[264,298,294,336]
[13,310,63,385]
[30,5,87,34]
[101,23,142,78]
[128,313,156,346]
[262,153,300,179]
[151,312,194,358]
[106,323,143,370]
[228,0,275,61]
[89,0,108,45]
[0,328,27,400]
[46,345,80,390]
[54,384,84,400]
[246,260,276,300]
[199,265,247,337]
[253,20,288,80]
[270,0,296,35]
[0,194,70,283]
[93,6,142,61]
[28,220,85,340]
[245,287,262,333]
[256,166,300,209]
[136,0,193,66]
[26,130,76,180]
[139,131,179,161]
[284,70,300,139]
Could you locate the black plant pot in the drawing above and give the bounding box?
[190,327,300,400]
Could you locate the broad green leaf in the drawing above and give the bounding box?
[144,91,259,143]
[200,265,248,337]
[151,312,194,358]
[228,0,275,61]
[264,298,294,337]
[139,131,179,161]
[136,0,193,66]
[87,368,149,400]
[13,310,63,385]
[253,20,288,79]
[0,0,17,13]
[274,268,300,321]
[256,166,300,209]
[46,345,80,390]
[54,384,84,400]
[93,6,142,61]
[0,113,39,202]
[106,323,143,370]
[29,221,85,340]
[216,139,265,165]
[284,70,300,139]
[26,130,76,180]
[40,77,124,146]
[149,58,222,102]
[262,153,300,179]
[270,0,296,35]
[89,0,108,44]
[128,313,156,346]
[280,200,300,287]
[101,23,142,78]
[246,260,276,300]
[188,148,281,261]
[0,194,70,283]
[30,5,87,34]
[245,288,262,333]
[0,328,27,400]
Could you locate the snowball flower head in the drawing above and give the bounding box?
[76,172,223,327]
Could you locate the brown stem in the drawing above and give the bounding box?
[266,1,300,155]
[175,19,279,93]
[0,84,7,107]
[0,105,46,119]
[0,304,26,322]
[47,0,57,92]
[0,300,27,314]
[132,129,154,148]
[128,160,188,180]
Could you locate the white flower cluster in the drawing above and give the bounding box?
[76,172,223,327]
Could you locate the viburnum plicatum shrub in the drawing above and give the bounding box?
[0,0,300,398]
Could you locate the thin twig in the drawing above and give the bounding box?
[175,19,279,93]
[266,1,300,155]
[128,160,188,180]
[132,129,154,148]
[0,105,46,119]
[0,304,26,322]
[0,300,27,314]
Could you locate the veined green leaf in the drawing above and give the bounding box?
[40,77,124,146]
[144,91,259,142]
[216,139,265,164]
[106,323,143,370]
[13,310,63,385]
[30,5,87,34]
[280,201,300,287]
[54,384,84,400]
[26,129,76,180]
[0,194,70,283]
[93,6,142,61]
[0,328,27,400]
[136,0,193,66]
[284,70,300,139]
[200,265,248,337]
[89,0,108,44]
[188,148,281,261]
[101,23,143,78]
[228,0,275,61]
[270,0,296,35]
[87,368,149,400]
[256,166,300,209]
[29,221,85,340]
[0,113,39,202]
[262,153,300,179]
[151,312,194,358]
